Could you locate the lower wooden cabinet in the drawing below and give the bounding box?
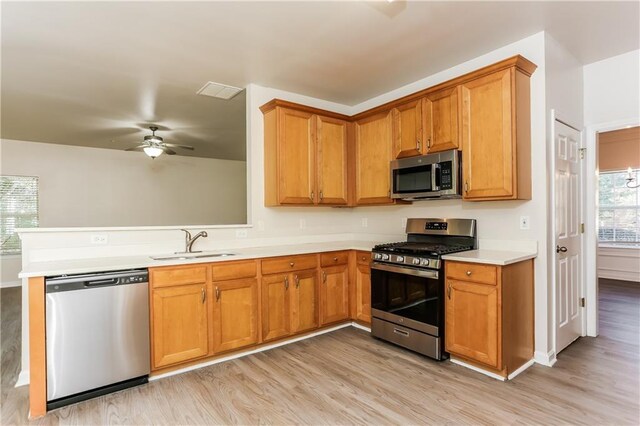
[290,269,319,334]
[353,263,371,324]
[151,282,211,369]
[261,273,291,342]
[444,259,533,377]
[212,278,259,353]
[320,264,350,325]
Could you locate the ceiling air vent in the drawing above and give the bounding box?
[196,81,243,100]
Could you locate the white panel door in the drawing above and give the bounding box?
[555,120,584,353]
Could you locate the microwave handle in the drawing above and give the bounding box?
[431,163,440,191]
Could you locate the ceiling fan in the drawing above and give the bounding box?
[125,126,194,159]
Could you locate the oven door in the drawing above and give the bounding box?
[370,262,443,336]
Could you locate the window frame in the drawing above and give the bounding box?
[0,175,40,255]
[598,168,640,246]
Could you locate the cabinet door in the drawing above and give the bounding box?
[290,269,319,334]
[461,69,515,199]
[277,107,316,204]
[261,273,291,342]
[354,112,394,205]
[320,265,350,325]
[152,283,210,369]
[354,263,371,324]
[424,86,461,153]
[392,98,423,158]
[316,115,349,205]
[445,279,500,369]
[212,278,259,353]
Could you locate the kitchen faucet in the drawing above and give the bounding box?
[179,229,208,253]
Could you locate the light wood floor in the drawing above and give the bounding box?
[1,279,638,425]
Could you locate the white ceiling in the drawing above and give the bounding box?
[2,1,638,160]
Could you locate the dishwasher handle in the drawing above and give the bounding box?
[46,269,148,293]
[85,278,119,287]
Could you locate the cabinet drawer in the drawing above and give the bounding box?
[355,251,371,265]
[151,266,208,288]
[262,254,318,275]
[446,262,497,285]
[211,260,257,281]
[320,251,349,267]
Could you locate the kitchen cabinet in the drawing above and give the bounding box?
[444,259,533,377]
[290,269,319,334]
[151,282,211,369]
[320,264,350,325]
[261,273,291,342]
[262,102,350,206]
[392,98,424,158]
[353,262,371,324]
[461,67,532,200]
[211,278,259,353]
[354,111,394,205]
[424,86,461,154]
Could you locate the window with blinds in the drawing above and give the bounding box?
[598,169,640,245]
[0,176,39,255]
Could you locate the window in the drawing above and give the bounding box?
[598,169,640,244]
[0,176,39,255]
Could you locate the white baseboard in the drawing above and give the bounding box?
[598,269,640,282]
[15,370,29,388]
[449,357,506,381]
[507,359,535,380]
[534,349,557,367]
[351,322,371,332]
[1,280,21,288]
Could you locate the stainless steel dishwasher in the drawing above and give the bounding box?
[45,269,150,409]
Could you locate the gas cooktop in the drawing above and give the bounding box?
[373,242,475,256]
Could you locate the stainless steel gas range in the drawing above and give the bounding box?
[370,218,477,360]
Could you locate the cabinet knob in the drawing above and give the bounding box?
[466,270,472,276]
[362,256,366,261]
[333,257,338,262]
[289,262,294,267]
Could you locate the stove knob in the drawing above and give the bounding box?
[382,254,390,261]
[412,258,420,265]
[396,256,404,262]
[374,253,382,260]
[420,258,430,266]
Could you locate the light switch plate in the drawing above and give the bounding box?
[90,234,108,245]
[361,218,368,228]
[520,216,530,230]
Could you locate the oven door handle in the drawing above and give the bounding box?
[371,262,439,279]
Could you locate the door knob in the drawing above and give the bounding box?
[556,245,568,253]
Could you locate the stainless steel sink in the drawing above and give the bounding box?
[151,253,236,261]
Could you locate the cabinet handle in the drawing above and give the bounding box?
[201,287,206,304]
[295,275,300,288]
[427,137,431,148]
[322,271,327,283]
[215,286,220,301]
[466,270,472,276]
[447,283,452,299]
[416,139,421,151]
[310,191,314,201]
[319,191,324,200]
[464,181,469,193]
[285,276,289,290]
[387,189,391,198]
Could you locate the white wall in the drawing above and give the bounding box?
[17,31,558,386]
[598,246,640,282]
[584,49,640,126]
[0,139,247,285]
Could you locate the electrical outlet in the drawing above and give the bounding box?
[299,219,306,230]
[520,216,530,230]
[235,229,248,238]
[90,234,108,245]
[361,218,368,228]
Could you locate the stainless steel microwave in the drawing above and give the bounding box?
[390,150,462,200]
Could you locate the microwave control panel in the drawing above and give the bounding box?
[440,161,453,190]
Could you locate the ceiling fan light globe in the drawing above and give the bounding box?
[143,146,164,159]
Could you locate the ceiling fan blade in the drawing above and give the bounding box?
[163,143,195,150]
[163,147,177,155]
[125,145,146,151]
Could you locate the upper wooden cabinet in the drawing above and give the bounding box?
[354,112,394,205]
[262,102,350,206]
[392,98,423,159]
[424,86,461,154]
[461,67,532,200]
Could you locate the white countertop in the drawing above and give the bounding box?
[441,249,537,266]
[19,240,377,278]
